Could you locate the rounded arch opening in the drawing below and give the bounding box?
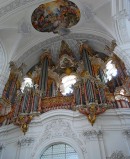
[32,138,86,159]
[60,74,77,96]
[40,143,79,159]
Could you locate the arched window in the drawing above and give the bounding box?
[20,77,33,92]
[60,75,77,96]
[40,143,79,159]
[105,60,117,81]
[115,89,129,102]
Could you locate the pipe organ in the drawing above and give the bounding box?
[0,40,130,133]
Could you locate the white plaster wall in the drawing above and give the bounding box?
[0,109,130,159]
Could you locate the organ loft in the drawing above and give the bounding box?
[0,40,130,134]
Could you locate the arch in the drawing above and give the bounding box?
[14,33,113,72]
[40,143,79,159]
[32,137,86,159]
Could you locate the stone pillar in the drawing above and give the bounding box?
[112,0,130,71]
[97,131,107,159]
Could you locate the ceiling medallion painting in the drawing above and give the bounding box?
[31,0,80,34]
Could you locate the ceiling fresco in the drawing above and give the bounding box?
[31,0,80,33]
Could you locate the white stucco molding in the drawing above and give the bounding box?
[83,130,103,141]
[106,151,130,159]
[123,130,130,138]
[0,0,91,24]
[32,137,87,159]
[112,0,130,20]
[0,109,130,135]
[17,137,34,147]
[112,0,130,45]
[32,118,87,159]
[114,46,130,71]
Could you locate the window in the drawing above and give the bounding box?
[105,60,117,81]
[115,89,129,101]
[40,144,79,159]
[20,77,33,93]
[60,75,77,96]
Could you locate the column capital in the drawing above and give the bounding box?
[83,129,103,140]
[17,137,34,147]
[123,129,130,138]
[106,151,130,159]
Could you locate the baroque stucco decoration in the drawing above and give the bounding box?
[17,137,34,147]
[106,151,130,159]
[32,119,87,158]
[83,130,103,140]
[123,129,130,138]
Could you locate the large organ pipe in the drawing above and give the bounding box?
[82,49,93,76]
[75,86,81,105]
[99,87,106,103]
[33,94,39,111]
[99,68,105,83]
[86,80,95,103]
[39,56,49,97]
[21,88,29,113]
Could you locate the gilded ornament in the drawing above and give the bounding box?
[65,68,72,75]
[79,103,108,126]
[92,64,100,76]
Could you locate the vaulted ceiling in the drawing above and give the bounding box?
[0,0,117,74]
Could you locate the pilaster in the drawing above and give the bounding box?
[17,137,34,159]
[83,130,105,159]
[123,129,130,155]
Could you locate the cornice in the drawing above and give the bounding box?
[17,137,34,147]
[0,109,130,135]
